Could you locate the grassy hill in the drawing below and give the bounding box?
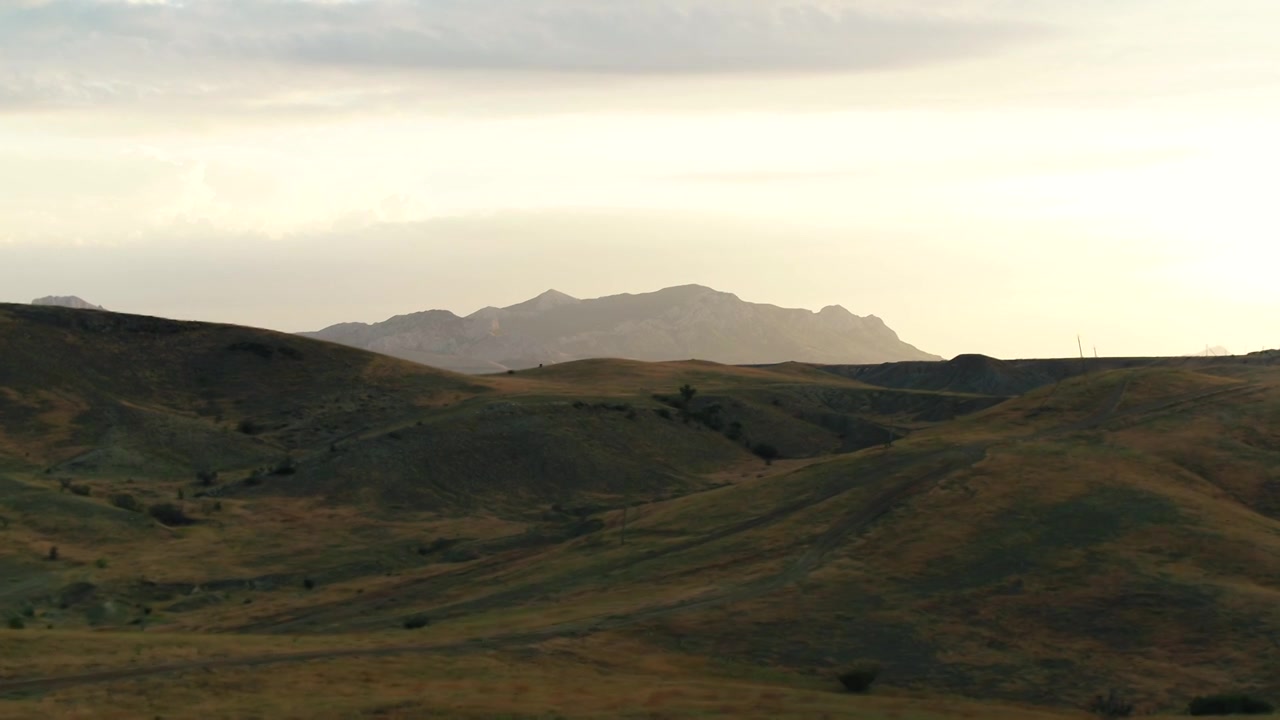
[1,303,1278,718]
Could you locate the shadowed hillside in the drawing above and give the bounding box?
[2,303,1279,719]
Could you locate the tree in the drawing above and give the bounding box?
[677,384,698,423]
[678,384,697,406]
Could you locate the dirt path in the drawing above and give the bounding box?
[0,380,1253,697]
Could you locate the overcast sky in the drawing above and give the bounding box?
[1,0,1276,359]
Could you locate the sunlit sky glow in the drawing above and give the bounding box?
[1,0,1276,359]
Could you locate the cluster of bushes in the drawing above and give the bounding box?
[652,385,783,464]
[1084,690,1274,718]
[147,503,194,526]
[58,478,92,496]
[1087,690,1135,718]
[1188,694,1274,716]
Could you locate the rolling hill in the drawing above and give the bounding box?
[301,284,940,373]
[1,303,1278,719]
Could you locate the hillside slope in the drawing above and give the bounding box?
[3,304,1278,718]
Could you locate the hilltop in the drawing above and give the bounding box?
[302,284,939,373]
[1,304,1279,718]
[31,296,103,311]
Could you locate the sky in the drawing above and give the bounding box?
[1,0,1277,360]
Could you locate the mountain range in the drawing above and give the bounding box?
[301,284,939,373]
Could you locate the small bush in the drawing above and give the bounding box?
[196,470,219,486]
[752,442,780,465]
[1188,694,1274,716]
[95,558,108,569]
[147,503,194,526]
[403,615,430,630]
[303,578,315,590]
[237,419,263,435]
[1088,689,1135,718]
[271,457,297,476]
[655,408,673,420]
[110,494,143,513]
[7,617,24,630]
[69,483,92,497]
[726,421,745,442]
[47,546,59,561]
[837,662,881,693]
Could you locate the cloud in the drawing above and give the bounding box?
[0,0,1037,110]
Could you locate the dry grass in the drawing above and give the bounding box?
[0,634,1095,720]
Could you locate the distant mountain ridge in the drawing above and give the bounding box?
[302,284,939,373]
[32,295,103,310]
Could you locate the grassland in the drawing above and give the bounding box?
[1,303,1278,718]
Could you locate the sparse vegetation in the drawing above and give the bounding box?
[1188,693,1274,715]
[147,503,194,526]
[752,442,780,465]
[110,493,143,512]
[1087,689,1135,718]
[836,662,881,693]
[272,456,297,476]
[403,615,430,630]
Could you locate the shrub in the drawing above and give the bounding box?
[110,494,143,513]
[237,419,263,435]
[196,470,219,486]
[7,617,24,630]
[752,442,780,465]
[69,483,92,497]
[47,546,59,561]
[726,421,745,442]
[403,615,430,630]
[303,578,315,590]
[147,503,194,526]
[1087,689,1135,718]
[1188,694,1274,715]
[271,457,297,476]
[655,408,672,420]
[95,558,108,569]
[837,662,881,693]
